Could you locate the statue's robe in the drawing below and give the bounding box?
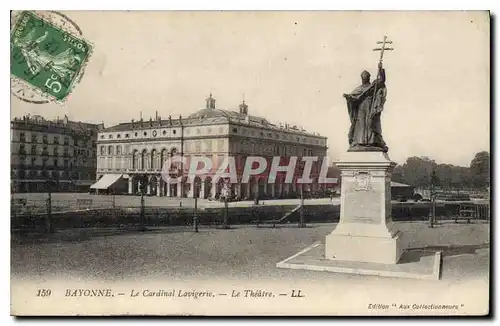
[345,68,388,151]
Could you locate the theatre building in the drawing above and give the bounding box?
[92,94,328,199]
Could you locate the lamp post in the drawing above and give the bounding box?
[428,170,437,228]
[179,115,185,198]
[139,178,146,231]
[299,186,305,228]
[222,179,230,229]
[45,180,55,233]
[193,197,199,233]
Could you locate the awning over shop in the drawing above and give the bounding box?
[90,174,123,190]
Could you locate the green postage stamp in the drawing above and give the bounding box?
[10,11,93,103]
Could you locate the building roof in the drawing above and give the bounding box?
[101,95,325,138]
[11,114,101,136]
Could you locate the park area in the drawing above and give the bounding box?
[11,192,490,233]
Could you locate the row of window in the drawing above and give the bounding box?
[18,132,75,145]
[99,145,182,157]
[100,126,227,140]
[101,128,181,140]
[99,126,323,145]
[17,156,74,168]
[18,144,80,157]
[18,132,95,147]
[231,127,322,145]
[234,141,317,156]
[13,170,87,180]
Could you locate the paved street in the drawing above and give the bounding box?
[12,221,489,283]
[11,221,490,315]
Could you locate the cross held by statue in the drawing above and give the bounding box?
[373,35,394,63]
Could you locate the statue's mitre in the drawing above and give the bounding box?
[360,70,371,77]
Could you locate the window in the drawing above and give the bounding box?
[143,132,147,136]
[31,145,37,155]
[64,137,69,145]
[64,160,69,168]
[53,136,59,144]
[134,132,138,137]
[205,140,213,152]
[117,134,121,139]
[31,158,36,166]
[42,134,48,144]
[31,134,37,143]
[101,135,104,139]
[196,128,201,135]
[108,145,113,155]
[260,132,264,136]
[217,139,224,151]
[163,130,167,136]
[100,146,105,155]
[116,145,121,155]
[125,133,129,138]
[63,148,69,157]
[195,141,201,153]
[19,132,26,142]
[54,159,58,167]
[173,130,177,135]
[53,147,58,156]
[207,128,212,134]
[109,134,113,139]
[233,128,238,133]
[19,144,26,155]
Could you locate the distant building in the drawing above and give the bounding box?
[11,114,102,193]
[93,94,329,198]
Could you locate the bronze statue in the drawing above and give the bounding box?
[343,36,393,153]
[343,61,388,152]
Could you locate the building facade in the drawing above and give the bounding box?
[11,114,102,193]
[93,94,328,199]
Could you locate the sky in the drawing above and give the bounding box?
[10,11,490,167]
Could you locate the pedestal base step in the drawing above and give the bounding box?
[276,242,442,280]
[325,230,404,264]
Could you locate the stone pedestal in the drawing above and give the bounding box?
[325,151,404,265]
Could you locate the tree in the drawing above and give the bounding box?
[469,151,490,189]
[435,164,453,190]
[401,156,437,188]
[392,165,404,183]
